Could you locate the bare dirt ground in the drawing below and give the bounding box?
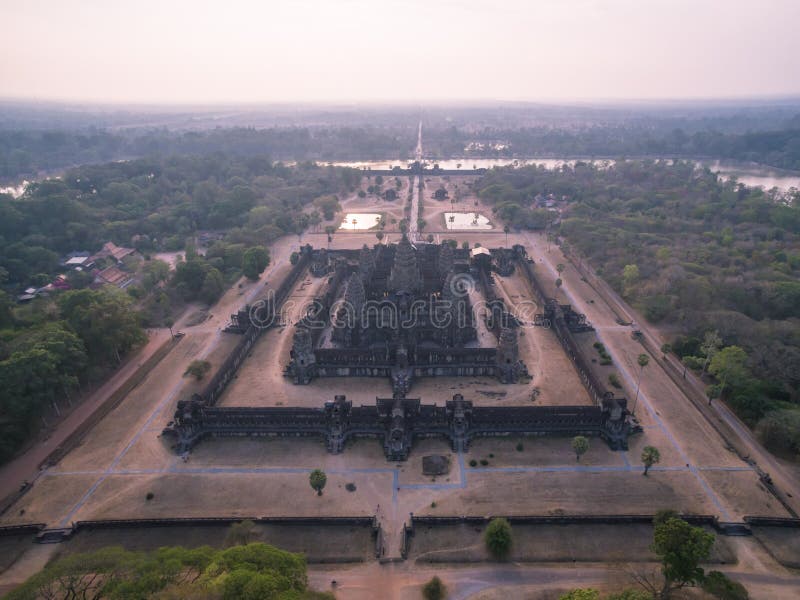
[493,269,592,406]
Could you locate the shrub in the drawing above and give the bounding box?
[608,373,622,388]
[516,442,524,452]
[184,359,211,380]
[422,575,447,600]
[469,459,478,467]
[682,355,704,370]
[145,492,154,501]
[345,482,357,492]
[558,590,599,600]
[480,459,489,466]
[701,570,749,600]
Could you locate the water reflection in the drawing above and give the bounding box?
[327,158,800,191]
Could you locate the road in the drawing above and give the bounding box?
[408,120,423,242]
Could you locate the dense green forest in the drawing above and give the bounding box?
[475,161,800,457]
[6,542,333,599]
[0,155,359,287]
[0,155,359,464]
[0,127,415,180]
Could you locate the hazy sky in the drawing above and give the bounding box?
[1,0,799,104]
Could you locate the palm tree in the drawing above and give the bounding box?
[641,446,660,476]
[632,353,650,415]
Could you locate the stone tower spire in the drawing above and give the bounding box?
[389,235,420,293]
[438,242,454,282]
[358,244,374,283]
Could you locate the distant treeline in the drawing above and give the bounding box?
[424,125,800,172]
[5,119,800,182]
[0,126,416,180]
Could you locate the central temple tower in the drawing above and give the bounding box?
[389,235,420,294]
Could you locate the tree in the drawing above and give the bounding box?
[226,519,258,546]
[622,264,640,296]
[185,359,211,380]
[660,343,672,358]
[555,277,563,300]
[653,509,679,525]
[7,542,314,600]
[314,194,341,220]
[641,445,660,476]
[708,346,749,395]
[141,259,170,291]
[559,590,599,600]
[309,469,327,495]
[504,224,510,245]
[242,246,270,280]
[700,330,723,373]
[200,267,224,304]
[606,591,651,600]
[701,570,749,600]
[484,517,512,559]
[376,231,384,244]
[572,436,589,461]
[422,575,447,600]
[649,517,715,598]
[58,288,145,364]
[632,353,649,414]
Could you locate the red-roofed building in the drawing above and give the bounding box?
[92,242,137,263]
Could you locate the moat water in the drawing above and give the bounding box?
[325,158,800,192]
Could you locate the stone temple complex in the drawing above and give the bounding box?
[163,239,639,460]
[287,235,529,397]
